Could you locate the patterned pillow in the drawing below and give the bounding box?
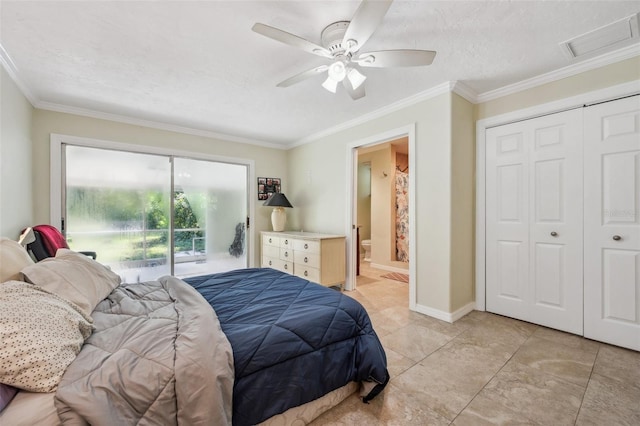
[0,281,93,392]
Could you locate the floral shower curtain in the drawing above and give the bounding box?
[395,170,409,262]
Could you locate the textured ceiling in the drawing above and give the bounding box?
[1,1,639,147]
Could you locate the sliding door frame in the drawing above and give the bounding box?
[50,133,256,271]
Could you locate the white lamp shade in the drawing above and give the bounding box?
[347,67,367,89]
[322,75,339,93]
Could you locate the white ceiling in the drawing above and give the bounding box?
[1,1,639,147]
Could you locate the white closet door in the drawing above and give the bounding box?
[584,95,640,351]
[486,123,530,320]
[486,109,583,334]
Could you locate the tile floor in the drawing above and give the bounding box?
[312,262,640,425]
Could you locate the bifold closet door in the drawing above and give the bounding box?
[584,95,640,351]
[486,108,583,334]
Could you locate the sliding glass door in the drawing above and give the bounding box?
[64,144,248,282]
[173,157,247,278]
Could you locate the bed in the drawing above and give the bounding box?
[0,237,388,425]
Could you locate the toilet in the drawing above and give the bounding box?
[361,239,371,262]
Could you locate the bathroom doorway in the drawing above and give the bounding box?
[345,125,416,309]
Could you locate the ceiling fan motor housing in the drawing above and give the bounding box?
[321,21,351,56]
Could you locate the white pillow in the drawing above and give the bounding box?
[21,249,121,318]
[0,237,34,282]
[0,281,93,392]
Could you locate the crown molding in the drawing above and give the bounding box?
[36,100,287,150]
[451,80,478,103]
[476,43,640,103]
[0,42,38,106]
[292,81,457,147]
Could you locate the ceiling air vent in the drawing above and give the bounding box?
[560,13,640,59]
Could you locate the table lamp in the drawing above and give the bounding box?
[263,193,293,232]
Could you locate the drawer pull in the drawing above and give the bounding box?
[284,264,288,270]
[613,235,622,241]
[285,252,289,257]
[284,239,288,245]
[268,260,272,266]
[304,243,308,249]
[304,270,308,277]
[304,257,308,263]
[269,238,272,243]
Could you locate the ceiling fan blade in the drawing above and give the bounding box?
[276,65,329,88]
[355,49,437,67]
[342,0,393,53]
[252,23,333,58]
[343,79,366,100]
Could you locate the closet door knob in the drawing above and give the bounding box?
[550,231,558,237]
[612,235,622,241]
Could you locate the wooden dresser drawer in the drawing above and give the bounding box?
[292,239,320,254]
[294,266,320,282]
[262,244,280,259]
[264,235,280,247]
[280,237,293,249]
[263,256,293,273]
[294,251,320,268]
[280,248,293,262]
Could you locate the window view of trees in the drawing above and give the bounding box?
[66,187,206,266]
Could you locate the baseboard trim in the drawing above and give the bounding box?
[369,263,409,274]
[413,301,476,323]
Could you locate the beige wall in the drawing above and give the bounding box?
[288,92,458,313]
[0,67,33,238]
[476,56,640,120]
[450,93,475,311]
[31,109,288,267]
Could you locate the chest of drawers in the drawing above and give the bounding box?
[261,231,346,287]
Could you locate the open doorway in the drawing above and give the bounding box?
[357,137,409,270]
[345,125,416,310]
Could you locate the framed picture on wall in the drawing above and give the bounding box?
[258,177,281,200]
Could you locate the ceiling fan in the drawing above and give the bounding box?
[252,0,436,100]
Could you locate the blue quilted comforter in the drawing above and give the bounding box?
[184,268,388,426]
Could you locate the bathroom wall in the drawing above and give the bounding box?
[357,159,372,244]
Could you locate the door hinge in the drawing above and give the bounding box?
[246,216,250,229]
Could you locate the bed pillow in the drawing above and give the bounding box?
[0,384,18,412]
[0,281,93,392]
[0,237,34,282]
[21,249,121,318]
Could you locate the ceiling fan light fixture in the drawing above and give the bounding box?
[327,61,347,82]
[347,67,367,90]
[322,75,339,93]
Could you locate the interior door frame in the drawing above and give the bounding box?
[50,133,256,270]
[475,80,640,311]
[344,124,416,310]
